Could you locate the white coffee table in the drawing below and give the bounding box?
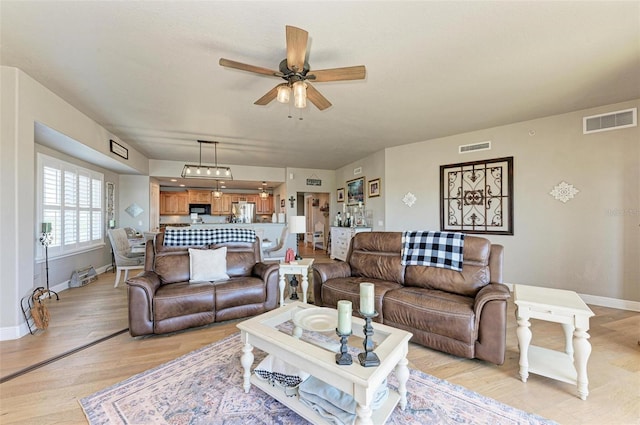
[237,302,413,424]
[514,284,595,400]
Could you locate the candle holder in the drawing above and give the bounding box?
[358,310,380,367]
[335,329,353,365]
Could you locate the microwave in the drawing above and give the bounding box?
[189,204,211,215]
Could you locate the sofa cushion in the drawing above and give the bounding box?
[349,232,405,284]
[214,277,266,310]
[189,247,229,282]
[320,277,402,322]
[383,287,476,344]
[153,281,215,321]
[403,235,491,297]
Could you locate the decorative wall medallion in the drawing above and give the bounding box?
[403,192,417,207]
[550,181,579,203]
[125,203,143,218]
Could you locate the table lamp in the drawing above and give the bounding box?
[288,216,306,260]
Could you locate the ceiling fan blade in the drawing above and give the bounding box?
[285,25,308,72]
[254,85,279,106]
[308,65,366,82]
[219,58,282,77]
[306,83,332,111]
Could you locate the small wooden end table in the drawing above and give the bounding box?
[278,258,314,306]
[514,284,595,400]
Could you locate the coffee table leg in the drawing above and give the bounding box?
[396,357,410,410]
[355,403,373,425]
[516,314,532,382]
[574,327,592,400]
[240,335,254,393]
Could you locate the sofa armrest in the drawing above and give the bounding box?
[473,282,510,364]
[312,262,353,306]
[126,271,162,336]
[313,262,352,282]
[474,282,510,314]
[253,262,281,310]
[253,262,279,281]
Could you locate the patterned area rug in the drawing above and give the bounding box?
[80,333,555,425]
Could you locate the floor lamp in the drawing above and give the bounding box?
[39,223,59,300]
[287,216,307,300]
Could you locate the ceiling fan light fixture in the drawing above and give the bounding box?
[276,84,291,103]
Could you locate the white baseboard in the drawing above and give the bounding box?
[504,282,640,312]
[1,263,113,341]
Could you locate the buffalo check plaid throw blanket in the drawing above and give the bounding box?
[401,231,465,271]
[163,228,257,246]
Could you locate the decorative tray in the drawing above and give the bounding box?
[292,307,338,333]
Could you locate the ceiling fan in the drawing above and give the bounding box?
[219,25,366,111]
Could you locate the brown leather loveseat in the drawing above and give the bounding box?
[313,232,510,364]
[126,232,279,336]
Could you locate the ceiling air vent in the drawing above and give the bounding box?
[583,108,637,134]
[459,141,491,154]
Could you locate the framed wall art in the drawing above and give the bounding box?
[346,177,365,205]
[440,156,513,235]
[337,188,345,203]
[368,178,381,197]
[110,139,128,160]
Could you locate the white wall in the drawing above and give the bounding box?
[118,175,151,232]
[385,100,639,303]
[0,66,148,339]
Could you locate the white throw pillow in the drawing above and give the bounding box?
[189,247,229,282]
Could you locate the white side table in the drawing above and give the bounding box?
[278,259,315,306]
[514,284,595,400]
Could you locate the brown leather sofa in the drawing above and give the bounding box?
[313,232,510,364]
[126,232,279,336]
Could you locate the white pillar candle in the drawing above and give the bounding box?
[337,300,352,334]
[360,283,375,315]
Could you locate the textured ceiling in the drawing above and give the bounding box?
[2,1,639,176]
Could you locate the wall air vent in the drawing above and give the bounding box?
[583,108,637,134]
[459,141,491,154]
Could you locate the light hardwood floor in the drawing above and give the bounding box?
[1,246,638,424]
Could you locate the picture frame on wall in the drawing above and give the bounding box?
[368,178,381,197]
[346,177,365,205]
[337,188,345,203]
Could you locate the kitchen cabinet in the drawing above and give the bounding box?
[231,194,257,203]
[188,190,211,204]
[211,194,232,215]
[256,195,274,214]
[160,191,189,215]
[330,227,372,261]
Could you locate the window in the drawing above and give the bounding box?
[37,153,104,259]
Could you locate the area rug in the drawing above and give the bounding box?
[80,333,555,425]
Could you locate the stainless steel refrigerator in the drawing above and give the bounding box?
[232,202,256,223]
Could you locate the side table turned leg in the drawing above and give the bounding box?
[561,323,575,358]
[516,316,532,382]
[573,327,592,400]
[278,272,286,307]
